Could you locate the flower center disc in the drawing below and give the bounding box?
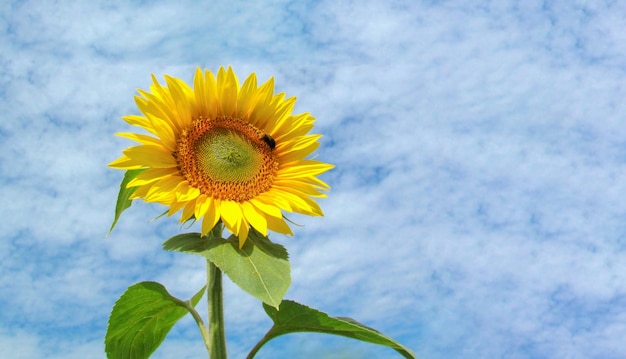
[175,116,278,201]
[197,128,261,182]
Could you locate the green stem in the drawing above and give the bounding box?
[181,297,211,354]
[245,332,273,359]
[207,259,227,358]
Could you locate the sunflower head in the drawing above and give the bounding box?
[109,67,333,247]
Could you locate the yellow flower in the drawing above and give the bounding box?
[110,67,333,247]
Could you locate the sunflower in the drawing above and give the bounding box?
[109,67,333,247]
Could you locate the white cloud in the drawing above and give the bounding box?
[2,0,626,358]
[0,326,43,359]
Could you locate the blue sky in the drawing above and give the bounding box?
[2,0,626,358]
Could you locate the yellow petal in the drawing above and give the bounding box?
[219,200,243,236]
[217,66,239,117]
[108,156,143,169]
[247,77,274,126]
[259,192,293,212]
[268,96,296,129]
[144,113,177,152]
[237,222,250,248]
[242,201,268,236]
[271,189,322,215]
[272,180,328,197]
[174,181,201,202]
[194,194,210,220]
[129,183,151,199]
[122,145,176,168]
[202,69,219,119]
[167,199,187,216]
[144,176,181,202]
[266,215,293,235]
[278,161,335,178]
[274,113,314,141]
[128,168,178,187]
[137,90,187,140]
[278,138,321,163]
[201,199,220,236]
[236,73,259,119]
[193,68,209,117]
[181,198,198,222]
[250,197,283,218]
[123,114,154,132]
[164,75,193,130]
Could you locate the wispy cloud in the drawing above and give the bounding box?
[2,0,626,358]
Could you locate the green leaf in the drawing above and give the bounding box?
[108,168,145,235]
[105,281,205,359]
[163,230,290,308]
[247,300,416,359]
[162,232,214,252]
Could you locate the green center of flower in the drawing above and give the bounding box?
[196,128,262,183]
[175,116,278,201]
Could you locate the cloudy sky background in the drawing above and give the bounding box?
[2,0,626,358]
